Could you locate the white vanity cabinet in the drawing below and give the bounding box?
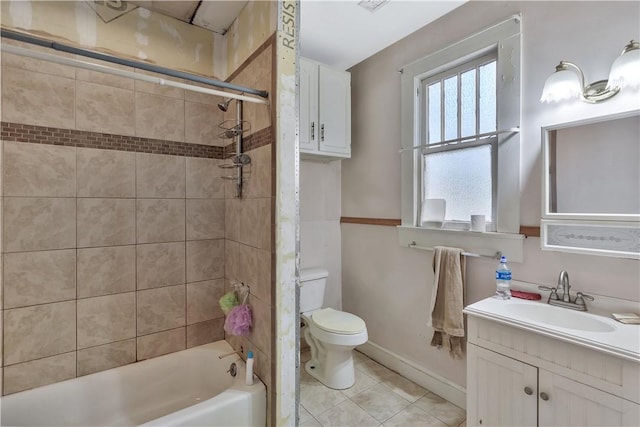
[466,303,640,427]
[300,57,351,160]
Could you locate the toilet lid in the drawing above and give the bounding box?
[312,308,366,335]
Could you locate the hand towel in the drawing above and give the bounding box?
[428,246,466,359]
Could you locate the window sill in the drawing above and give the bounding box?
[398,225,525,262]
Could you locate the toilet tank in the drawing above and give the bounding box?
[299,267,328,313]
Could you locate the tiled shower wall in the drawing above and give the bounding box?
[222,41,276,425]
[0,37,276,395]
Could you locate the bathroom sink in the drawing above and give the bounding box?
[502,302,615,333]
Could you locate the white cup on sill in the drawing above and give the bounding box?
[470,215,486,232]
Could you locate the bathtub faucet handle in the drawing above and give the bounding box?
[218,350,242,360]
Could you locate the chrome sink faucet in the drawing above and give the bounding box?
[558,270,571,302]
[538,270,594,311]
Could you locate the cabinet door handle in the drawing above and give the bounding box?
[321,124,325,141]
[540,392,550,401]
[524,386,533,395]
[311,122,315,140]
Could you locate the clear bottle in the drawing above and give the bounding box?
[495,255,512,300]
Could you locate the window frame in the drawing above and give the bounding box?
[419,53,499,231]
[399,15,524,261]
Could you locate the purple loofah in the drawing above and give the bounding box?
[224,305,253,336]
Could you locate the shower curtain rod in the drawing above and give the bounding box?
[0,29,269,103]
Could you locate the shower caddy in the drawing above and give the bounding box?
[218,99,251,198]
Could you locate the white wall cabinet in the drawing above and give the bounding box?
[467,317,640,427]
[300,57,351,160]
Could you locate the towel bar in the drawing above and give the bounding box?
[408,242,502,260]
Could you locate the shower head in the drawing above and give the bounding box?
[217,98,233,112]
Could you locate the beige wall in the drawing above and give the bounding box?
[1,1,217,77]
[342,0,640,390]
[224,1,277,79]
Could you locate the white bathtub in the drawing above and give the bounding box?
[0,341,266,426]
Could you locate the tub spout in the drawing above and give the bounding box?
[218,350,242,360]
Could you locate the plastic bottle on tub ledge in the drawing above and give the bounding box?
[495,255,512,300]
[245,351,254,386]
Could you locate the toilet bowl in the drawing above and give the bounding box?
[300,268,368,389]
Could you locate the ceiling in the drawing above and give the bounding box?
[127,0,466,70]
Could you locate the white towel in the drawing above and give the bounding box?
[428,246,466,359]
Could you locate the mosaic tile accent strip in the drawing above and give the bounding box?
[1,122,224,159]
[224,126,273,158]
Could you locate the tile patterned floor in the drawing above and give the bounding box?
[299,350,466,427]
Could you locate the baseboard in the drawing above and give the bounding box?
[357,341,467,409]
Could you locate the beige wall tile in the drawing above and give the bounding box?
[1,39,75,78]
[134,70,185,99]
[186,199,224,240]
[76,80,135,136]
[77,246,136,298]
[137,327,186,361]
[77,148,136,198]
[238,243,258,288]
[3,352,76,395]
[4,301,76,365]
[257,198,272,250]
[225,198,241,241]
[77,292,136,349]
[77,198,136,247]
[2,66,75,129]
[244,144,272,199]
[4,249,76,309]
[137,242,186,290]
[186,279,225,324]
[186,239,225,283]
[3,141,76,197]
[239,198,259,247]
[186,157,224,199]
[185,102,220,146]
[248,295,271,356]
[225,240,240,282]
[135,92,185,141]
[187,318,224,348]
[255,248,272,303]
[3,198,76,252]
[77,339,136,377]
[136,199,186,244]
[137,285,186,335]
[75,56,135,90]
[136,153,185,198]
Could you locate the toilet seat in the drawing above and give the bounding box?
[311,308,366,335]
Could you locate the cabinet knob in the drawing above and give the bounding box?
[540,392,550,401]
[524,386,533,395]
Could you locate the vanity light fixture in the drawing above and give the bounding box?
[540,40,640,103]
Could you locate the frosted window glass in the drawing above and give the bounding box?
[444,76,458,140]
[461,69,476,138]
[479,61,496,134]
[423,145,492,222]
[428,83,441,144]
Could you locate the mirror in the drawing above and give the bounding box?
[541,110,640,259]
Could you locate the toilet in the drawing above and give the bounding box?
[300,267,368,390]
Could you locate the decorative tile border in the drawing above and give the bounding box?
[1,122,273,159]
[225,126,273,158]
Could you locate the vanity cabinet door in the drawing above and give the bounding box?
[538,370,640,427]
[467,344,537,427]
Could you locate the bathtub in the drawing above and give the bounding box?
[0,341,266,426]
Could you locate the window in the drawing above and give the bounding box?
[399,15,523,257]
[421,54,498,230]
